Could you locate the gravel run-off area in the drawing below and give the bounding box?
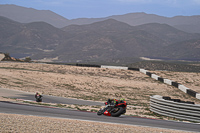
[0,113,194,133]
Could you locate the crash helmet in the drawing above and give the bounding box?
[120,98,125,101]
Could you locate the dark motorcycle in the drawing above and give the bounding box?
[97,101,127,117]
[35,94,42,102]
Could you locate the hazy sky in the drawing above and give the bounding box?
[0,0,200,19]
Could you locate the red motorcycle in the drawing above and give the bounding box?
[97,100,127,117]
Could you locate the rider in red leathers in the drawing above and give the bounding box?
[105,98,127,112]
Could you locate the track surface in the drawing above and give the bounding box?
[0,88,104,106]
[0,88,200,132]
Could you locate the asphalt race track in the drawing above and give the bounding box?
[0,88,200,132]
[0,88,104,106]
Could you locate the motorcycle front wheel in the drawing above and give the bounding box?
[97,110,103,115]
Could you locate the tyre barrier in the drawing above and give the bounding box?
[163,96,194,104]
[150,95,200,122]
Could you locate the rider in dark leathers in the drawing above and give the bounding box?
[35,92,42,99]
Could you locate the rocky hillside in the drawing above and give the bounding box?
[0,53,31,62]
[1,16,200,63]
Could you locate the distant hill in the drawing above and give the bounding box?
[134,23,200,44]
[157,39,200,61]
[1,4,200,33]
[0,16,66,59]
[0,4,69,28]
[0,16,22,40]
[59,12,200,33]
[1,16,200,63]
[109,13,200,33]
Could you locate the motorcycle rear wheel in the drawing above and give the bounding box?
[36,98,42,102]
[111,107,125,117]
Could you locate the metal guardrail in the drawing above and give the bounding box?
[150,95,200,122]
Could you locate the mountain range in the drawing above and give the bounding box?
[1,4,200,33]
[0,4,200,63]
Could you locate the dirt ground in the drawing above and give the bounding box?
[0,113,194,133]
[0,62,199,132]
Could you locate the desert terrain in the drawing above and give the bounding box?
[0,62,199,132]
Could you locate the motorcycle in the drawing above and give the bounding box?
[97,101,127,117]
[35,94,42,102]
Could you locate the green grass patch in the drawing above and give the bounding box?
[91,109,98,112]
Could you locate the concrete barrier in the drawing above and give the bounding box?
[151,74,160,80]
[139,69,148,74]
[101,65,128,70]
[178,85,189,93]
[164,79,172,85]
[197,94,200,99]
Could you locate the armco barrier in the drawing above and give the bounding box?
[150,95,200,122]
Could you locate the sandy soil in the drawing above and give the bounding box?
[0,113,193,133]
[0,62,199,132]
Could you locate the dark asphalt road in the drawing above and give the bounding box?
[1,88,200,132]
[0,88,104,106]
[0,101,200,132]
